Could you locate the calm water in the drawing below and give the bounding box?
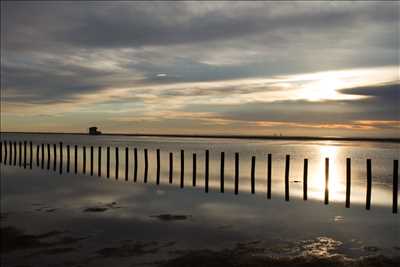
[1,133,399,266]
[1,133,399,206]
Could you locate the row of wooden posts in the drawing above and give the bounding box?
[0,140,398,213]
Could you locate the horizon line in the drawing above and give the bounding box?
[1,131,399,143]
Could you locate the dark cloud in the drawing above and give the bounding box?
[2,2,398,51]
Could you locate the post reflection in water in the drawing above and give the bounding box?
[0,135,398,211]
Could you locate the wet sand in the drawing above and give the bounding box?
[1,163,399,267]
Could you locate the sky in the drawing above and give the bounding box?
[1,1,399,137]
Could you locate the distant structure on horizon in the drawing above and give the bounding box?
[88,126,102,135]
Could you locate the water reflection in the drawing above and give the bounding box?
[0,134,398,208]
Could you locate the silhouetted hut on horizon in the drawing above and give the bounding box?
[89,127,101,135]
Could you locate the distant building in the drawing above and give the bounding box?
[89,127,101,135]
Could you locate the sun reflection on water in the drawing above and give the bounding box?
[309,144,344,202]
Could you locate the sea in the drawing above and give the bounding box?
[1,133,399,266]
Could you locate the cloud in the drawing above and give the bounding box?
[1,1,399,137]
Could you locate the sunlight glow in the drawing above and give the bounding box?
[310,144,343,201]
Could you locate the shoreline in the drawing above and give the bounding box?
[1,131,399,143]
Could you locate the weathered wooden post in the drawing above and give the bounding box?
[36,144,39,167]
[74,145,78,174]
[13,141,17,166]
[325,158,329,205]
[98,146,101,177]
[53,144,57,171]
[9,141,13,166]
[82,146,86,174]
[125,147,129,181]
[366,159,372,210]
[193,153,197,187]
[4,141,7,165]
[133,148,138,182]
[251,156,256,194]
[106,146,110,178]
[144,149,148,183]
[66,145,70,172]
[180,149,184,188]
[205,150,209,193]
[59,142,63,174]
[220,152,225,193]
[23,141,27,168]
[169,152,173,184]
[90,146,93,176]
[3,141,7,165]
[29,141,32,169]
[285,155,290,201]
[235,152,239,195]
[346,158,351,208]
[393,160,398,214]
[267,154,272,199]
[47,144,50,170]
[19,141,22,167]
[303,158,308,200]
[156,149,160,185]
[115,147,119,180]
[41,143,44,169]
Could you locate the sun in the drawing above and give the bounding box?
[301,77,346,101]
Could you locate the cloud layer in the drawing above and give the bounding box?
[1,1,399,137]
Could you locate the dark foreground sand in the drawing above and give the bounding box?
[1,165,399,267]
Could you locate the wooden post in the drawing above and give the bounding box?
[18,141,22,167]
[180,149,185,188]
[3,140,7,165]
[285,155,290,201]
[9,141,13,166]
[303,158,308,200]
[41,143,44,169]
[205,150,209,193]
[169,152,173,184]
[192,153,196,187]
[53,144,57,171]
[125,147,129,181]
[29,141,32,169]
[180,149,184,188]
[235,152,239,195]
[267,154,272,199]
[74,145,78,174]
[59,142,63,174]
[393,160,398,214]
[156,149,160,185]
[144,149,148,183]
[82,146,86,173]
[98,146,101,177]
[366,159,372,210]
[23,141,27,168]
[220,152,224,193]
[251,156,256,194]
[67,145,70,173]
[133,148,137,182]
[0,140,2,163]
[115,147,119,180]
[325,158,329,205]
[13,141,16,166]
[36,144,39,167]
[90,146,93,176]
[106,147,110,178]
[67,145,71,172]
[47,144,50,170]
[346,158,351,208]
